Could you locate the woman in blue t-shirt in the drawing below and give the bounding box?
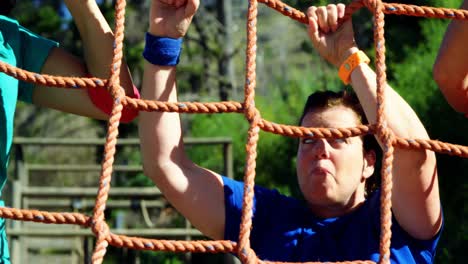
[138,0,443,263]
[0,1,139,262]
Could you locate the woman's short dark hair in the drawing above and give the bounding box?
[298,90,381,195]
[0,0,16,16]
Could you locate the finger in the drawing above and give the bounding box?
[337,3,346,19]
[163,0,184,9]
[307,6,319,40]
[327,4,338,32]
[174,0,186,8]
[316,6,329,33]
[158,0,174,7]
[185,0,200,17]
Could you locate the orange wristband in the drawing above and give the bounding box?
[338,50,370,85]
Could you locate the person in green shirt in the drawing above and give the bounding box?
[0,1,139,262]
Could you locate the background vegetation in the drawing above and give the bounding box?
[5,0,467,263]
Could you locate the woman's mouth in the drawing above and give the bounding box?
[311,166,331,176]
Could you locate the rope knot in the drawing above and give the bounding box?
[92,219,110,238]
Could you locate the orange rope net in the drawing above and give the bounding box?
[0,0,467,263]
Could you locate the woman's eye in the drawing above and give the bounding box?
[302,138,316,144]
[329,138,347,146]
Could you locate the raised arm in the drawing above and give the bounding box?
[32,0,138,121]
[433,0,468,114]
[138,0,225,240]
[307,4,441,240]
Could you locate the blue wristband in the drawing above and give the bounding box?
[143,33,183,66]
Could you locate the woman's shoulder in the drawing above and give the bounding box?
[0,15,19,28]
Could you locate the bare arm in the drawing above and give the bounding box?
[33,0,136,119]
[433,0,468,114]
[349,65,441,240]
[307,4,441,240]
[138,0,225,240]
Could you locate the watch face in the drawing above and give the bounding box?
[339,51,370,85]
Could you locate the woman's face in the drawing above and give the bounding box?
[296,106,375,216]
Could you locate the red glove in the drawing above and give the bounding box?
[87,84,140,123]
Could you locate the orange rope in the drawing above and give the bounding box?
[0,0,467,263]
[90,0,127,262]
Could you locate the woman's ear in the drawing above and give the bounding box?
[362,150,376,180]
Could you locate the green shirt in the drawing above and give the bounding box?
[0,15,58,262]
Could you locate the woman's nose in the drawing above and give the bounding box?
[313,139,331,159]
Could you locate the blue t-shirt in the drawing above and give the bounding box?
[223,176,442,263]
[0,15,58,262]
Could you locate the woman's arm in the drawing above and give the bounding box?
[307,4,441,240]
[138,0,226,240]
[433,0,468,114]
[32,0,138,122]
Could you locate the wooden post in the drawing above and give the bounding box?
[11,180,22,264]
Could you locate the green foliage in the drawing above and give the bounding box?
[12,4,62,36]
[138,251,184,264]
[187,113,248,179]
